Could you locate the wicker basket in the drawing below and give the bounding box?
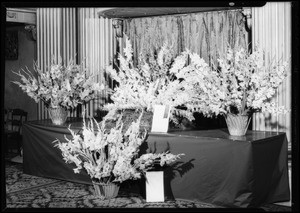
[225,113,251,136]
[92,181,120,199]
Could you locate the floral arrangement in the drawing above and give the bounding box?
[12,58,104,109]
[187,46,290,117]
[104,36,204,125]
[54,112,184,184]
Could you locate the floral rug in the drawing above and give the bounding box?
[5,161,60,194]
[5,161,292,211]
[5,161,218,209]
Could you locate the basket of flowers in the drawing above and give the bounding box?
[188,46,290,136]
[12,58,104,125]
[104,36,209,130]
[53,111,184,199]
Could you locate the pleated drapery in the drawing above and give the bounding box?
[123,9,248,66]
[36,8,77,120]
[77,8,115,118]
[252,2,292,145]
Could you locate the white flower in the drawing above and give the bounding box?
[54,112,184,184]
[104,36,210,123]
[12,58,104,109]
[190,46,289,116]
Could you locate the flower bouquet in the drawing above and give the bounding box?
[104,36,204,130]
[53,111,184,199]
[189,46,289,136]
[12,58,104,125]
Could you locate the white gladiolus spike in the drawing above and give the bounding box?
[12,57,104,109]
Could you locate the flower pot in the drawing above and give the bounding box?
[48,107,68,125]
[92,181,120,199]
[145,171,164,202]
[225,113,251,136]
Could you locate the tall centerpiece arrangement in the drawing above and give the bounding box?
[104,36,207,130]
[189,47,289,136]
[12,58,104,125]
[54,112,184,199]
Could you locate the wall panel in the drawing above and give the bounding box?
[252,2,292,145]
[77,8,114,118]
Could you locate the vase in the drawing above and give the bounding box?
[92,181,120,199]
[224,113,251,136]
[48,107,68,125]
[145,171,165,202]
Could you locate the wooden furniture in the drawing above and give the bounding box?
[4,108,28,156]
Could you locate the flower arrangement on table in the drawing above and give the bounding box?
[12,58,104,125]
[188,46,290,136]
[53,111,184,199]
[104,36,206,129]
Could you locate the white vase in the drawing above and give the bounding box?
[48,107,68,125]
[145,171,165,202]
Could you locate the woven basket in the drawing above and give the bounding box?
[92,181,120,199]
[225,113,251,136]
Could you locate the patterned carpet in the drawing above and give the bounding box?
[4,159,292,211]
[5,161,220,209]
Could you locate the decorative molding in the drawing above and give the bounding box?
[242,7,252,30]
[25,25,37,41]
[6,8,36,25]
[112,19,123,38]
[7,11,17,19]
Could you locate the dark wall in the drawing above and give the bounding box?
[5,25,37,121]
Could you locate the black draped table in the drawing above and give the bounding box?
[22,119,290,208]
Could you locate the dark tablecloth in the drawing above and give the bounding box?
[22,119,290,207]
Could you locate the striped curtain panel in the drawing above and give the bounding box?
[252,2,292,145]
[77,8,115,118]
[36,8,77,120]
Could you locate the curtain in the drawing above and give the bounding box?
[124,9,248,66]
[252,2,292,145]
[122,9,248,129]
[77,8,115,118]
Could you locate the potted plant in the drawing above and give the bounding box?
[53,111,184,199]
[12,57,104,125]
[188,46,290,136]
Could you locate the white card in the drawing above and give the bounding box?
[146,171,164,202]
[151,105,171,133]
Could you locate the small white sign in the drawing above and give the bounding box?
[146,171,164,202]
[151,105,170,133]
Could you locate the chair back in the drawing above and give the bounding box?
[4,108,8,125]
[7,108,28,134]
